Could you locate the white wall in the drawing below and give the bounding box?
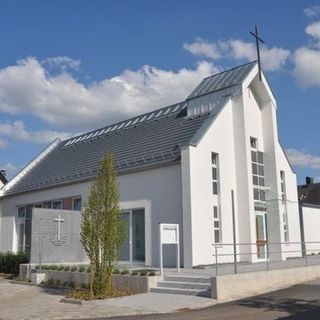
[183,99,239,267]
[0,164,182,267]
[302,205,320,254]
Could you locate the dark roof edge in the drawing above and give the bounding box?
[1,139,61,196]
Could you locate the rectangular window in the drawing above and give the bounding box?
[251,138,265,206]
[213,206,221,243]
[211,153,219,195]
[17,206,26,252]
[280,171,286,202]
[18,206,26,218]
[73,198,82,211]
[52,200,62,209]
[43,201,52,209]
[283,212,289,242]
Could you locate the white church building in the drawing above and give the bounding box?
[0,61,302,268]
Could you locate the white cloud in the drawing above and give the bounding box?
[183,38,290,71]
[0,120,71,144]
[183,38,221,59]
[293,47,320,87]
[286,149,320,170]
[0,57,218,131]
[304,5,320,18]
[305,21,320,39]
[42,56,81,71]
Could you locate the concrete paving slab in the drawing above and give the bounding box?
[0,279,215,320]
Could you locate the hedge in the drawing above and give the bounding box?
[0,251,28,275]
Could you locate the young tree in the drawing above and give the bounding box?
[81,153,126,297]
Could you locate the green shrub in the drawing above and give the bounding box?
[139,270,148,276]
[71,266,77,272]
[67,281,76,288]
[131,271,138,276]
[47,279,55,286]
[64,266,70,271]
[149,271,156,276]
[58,265,64,271]
[78,266,85,273]
[55,279,61,286]
[0,251,28,275]
[41,265,48,270]
[120,269,129,275]
[86,266,92,273]
[113,268,120,274]
[63,281,68,287]
[34,265,39,270]
[49,265,57,270]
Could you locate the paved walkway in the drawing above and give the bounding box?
[97,279,320,320]
[0,279,215,320]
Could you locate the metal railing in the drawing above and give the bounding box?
[211,241,320,275]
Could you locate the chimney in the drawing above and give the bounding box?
[306,176,314,185]
[0,169,6,177]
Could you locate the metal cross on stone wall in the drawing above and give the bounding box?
[54,214,64,241]
[250,25,265,81]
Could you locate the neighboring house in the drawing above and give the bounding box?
[298,177,320,255]
[0,61,301,267]
[0,170,7,189]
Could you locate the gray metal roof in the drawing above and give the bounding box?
[4,102,213,195]
[3,61,256,196]
[187,61,256,100]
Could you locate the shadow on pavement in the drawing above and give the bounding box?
[239,285,320,320]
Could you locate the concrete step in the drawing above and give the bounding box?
[150,286,210,297]
[163,275,211,283]
[157,280,211,290]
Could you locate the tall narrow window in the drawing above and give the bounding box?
[251,137,265,204]
[280,170,289,242]
[280,171,286,202]
[213,206,221,243]
[211,153,219,195]
[17,206,26,252]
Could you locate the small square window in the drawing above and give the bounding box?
[252,163,258,175]
[213,206,218,218]
[52,201,62,209]
[253,175,258,186]
[251,151,257,162]
[212,167,217,180]
[211,153,217,165]
[212,182,218,195]
[43,201,52,209]
[250,137,257,149]
[214,230,220,243]
[259,177,265,187]
[257,152,264,164]
[18,207,26,218]
[258,165,264,176]
[73,198,82,211]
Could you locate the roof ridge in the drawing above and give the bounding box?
[202,60,257,81]
[62,101,187,147]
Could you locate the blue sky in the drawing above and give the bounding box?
[0,0,320,184]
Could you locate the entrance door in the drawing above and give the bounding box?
[255,211,267,259]
[119,209,145,263]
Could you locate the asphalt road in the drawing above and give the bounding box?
[89,279,320,320]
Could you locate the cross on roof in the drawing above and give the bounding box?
[250,25,265,81]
